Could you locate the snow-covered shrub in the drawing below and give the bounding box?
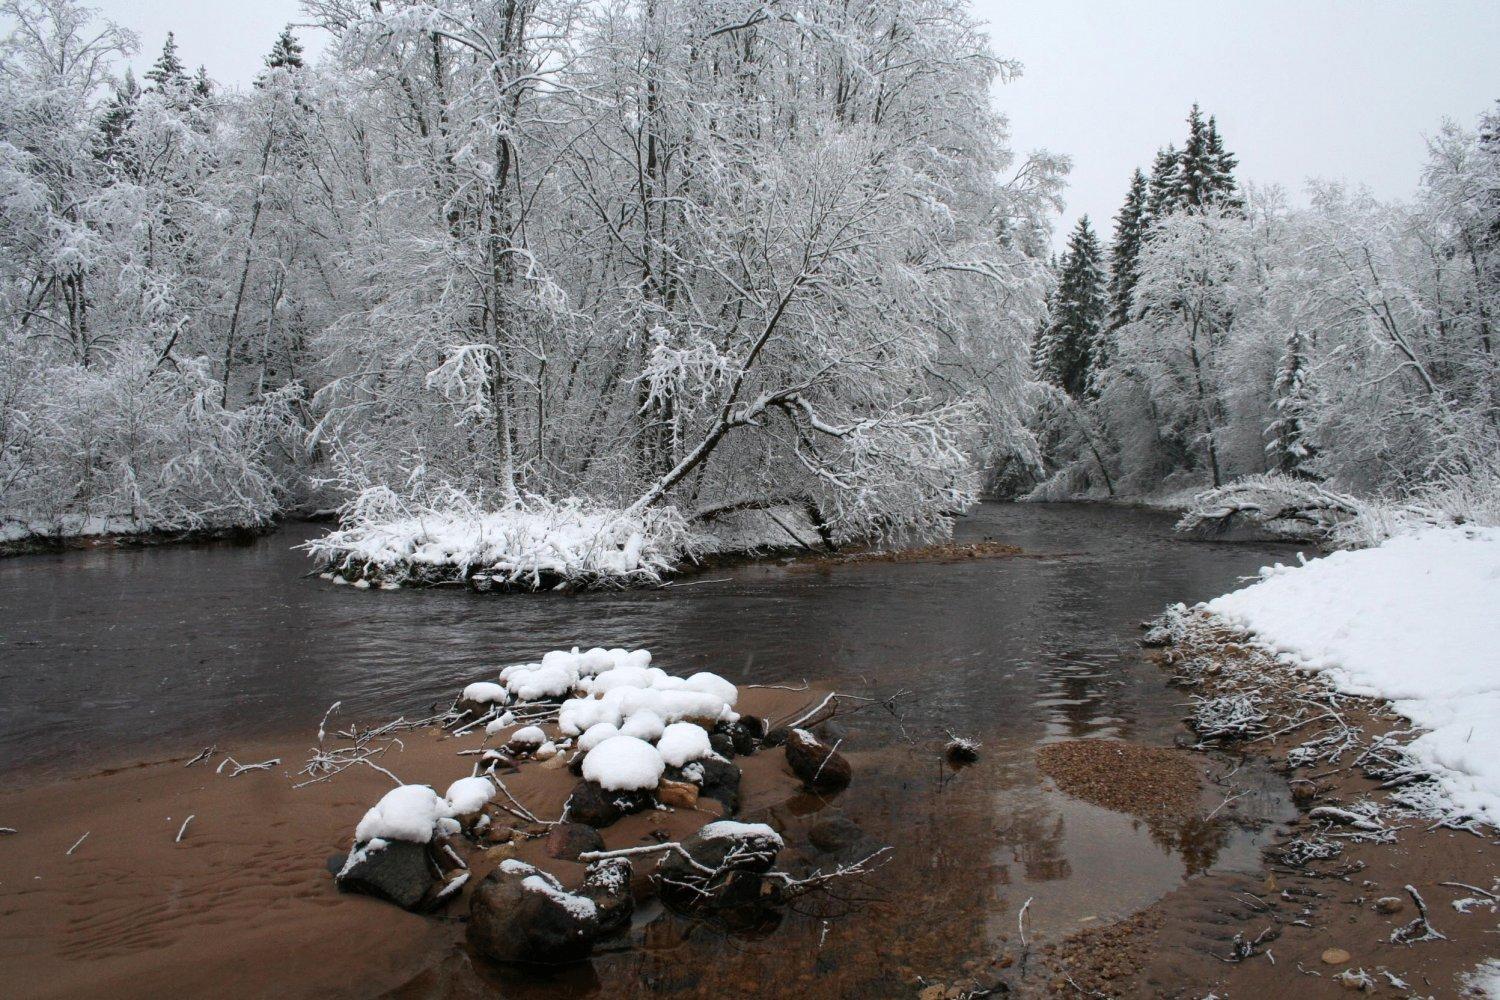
[304,486,701,590]
[1,345,301,542]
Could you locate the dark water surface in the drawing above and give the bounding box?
[0,503,1302,994]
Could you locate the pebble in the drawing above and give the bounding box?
[1321,947,1351,965]
[1374,896,1404,914]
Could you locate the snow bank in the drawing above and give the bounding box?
[304,494,699,590]
[581,735,665,791]
[1206,527,1500,823]
[354,785,453,844]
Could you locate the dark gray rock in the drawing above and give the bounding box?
[334,839,436,911]
[698,756,742,814]
[807,814,864,854]
[581,858,634,935]
[565,780,654,828]
[784,728,851,792]
[468,860,601,964]
[545,822,605,862]
[655,821,783,908]
[729,716,765,755]
[709,732,736,758]
[761,726,790,748]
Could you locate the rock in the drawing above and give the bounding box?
[658,778,700,810]
[565,780,654,828]
[468,860,601,964]
[581,858,633,935]
[730,716,765,755]
[334,839,436,911]
[507,730,545,755]
[943,738,980,765]
[784,728,851,792]
[698,757,742,813]
[1320,947,1351,965]
[762,726,791,748]
[545,822,605,862]
[807,814,863,854]
[1374,896,1404,914]
[541,752,570,770]
[655,821,783,908]
[709,732,736,758]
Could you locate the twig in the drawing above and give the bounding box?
[66,831,89,855]
[1018,896,1033,948]
[318,701,341,742]
[185,746,216,767]
[1438,880,1497,900]
[745,680,810,691]
[176,815,194,843]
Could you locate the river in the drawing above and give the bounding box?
[0,502,1303,996]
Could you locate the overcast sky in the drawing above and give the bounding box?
[86,0,1500,248]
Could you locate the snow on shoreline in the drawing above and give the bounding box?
[1206,526,1500,824]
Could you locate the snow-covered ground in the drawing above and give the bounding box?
[1206,526,1500,825]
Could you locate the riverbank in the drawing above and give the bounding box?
[1029,527,1500,997]
[0,679,826,999]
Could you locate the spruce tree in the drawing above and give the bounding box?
[265,26,304,71]
[1107,168,1148,331]
[1180,103,1214,209]
[192,65,212,101]
[1145,144,1184,224]
[1035,216,1107,398]
[1199,115,1243,213]
[95,68,139,167]
[144,32,187,91]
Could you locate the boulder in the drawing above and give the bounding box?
[807,813,864,854]
[784,728,851,792]
[709,731,736,758]
[468,860,600,964]
[698,757,742,813]
[658,778,700,810]
[581,858,634,935]
[334,839,436,911]
[761,726,791,748]
[655,821,784,908]
[729,715,765,755]
[545,822,605,862]
[565,780,654,828]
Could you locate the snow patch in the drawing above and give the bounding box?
[657,722,711,767]
[1206,527,1500,824]
[445,776,495,815]
[581,735,665,792]
[354,785,452,844]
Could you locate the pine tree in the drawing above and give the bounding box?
[144,32,188,91]
[1145,144,1184,224]
[1106,168,1149,332]
[1035,216,1108,398]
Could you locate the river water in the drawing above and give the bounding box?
[0,503,1302,995]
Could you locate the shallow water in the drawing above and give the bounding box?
[0,502,1303,995]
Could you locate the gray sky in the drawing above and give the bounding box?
[88,0,1500,249]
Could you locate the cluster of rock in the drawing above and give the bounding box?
[331,646,859,965]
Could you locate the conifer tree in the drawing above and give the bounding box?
[144,32,187,91]
[95,68,139,167]
[1145,144,1184,223]
[265,26,304,70]
[1035,216,1108,398]
[1107,168,1149,332]
[1204,115,1241,209]
[192,65,212,101]
[1180,103,1214,209]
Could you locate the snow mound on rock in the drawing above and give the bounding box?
[461,681,510,706]
[355,785,452,844]
[657,722,711,767]
[582,735,665,791]
[445,776,495,815]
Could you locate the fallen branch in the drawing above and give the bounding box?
[176,815,194,843]
[66,831,89,855]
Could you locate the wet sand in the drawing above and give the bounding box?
[1028,629,1500,997]
[0,687,814,1000]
